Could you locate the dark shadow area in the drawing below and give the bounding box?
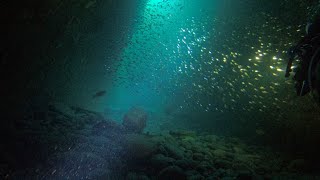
[0,0,145,178]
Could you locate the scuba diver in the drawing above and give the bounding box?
[285,19,320,102]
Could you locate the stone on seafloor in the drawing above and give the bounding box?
[122,107,148,133]
[287,158,306,172]
[163,143,185,160]
[212,149,227,158]
[122,133,157,160]
[236,170,254,180]
[169,130,196,137]
[150,154,175,170]
[126,172,150,180]
[192,152,204,161]
[158,165,187,180]
[175,158,198,169]
[187,174,205,180]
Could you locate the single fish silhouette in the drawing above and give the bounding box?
[92,90,106,98]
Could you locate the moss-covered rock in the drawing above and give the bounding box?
[192,152,204,161]
[163,143,185,160]
[175,158,198,169]
[196,161,215,175]
[212,149,227,158]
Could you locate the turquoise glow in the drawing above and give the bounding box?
[107,0,187,110]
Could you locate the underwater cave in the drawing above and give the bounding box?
[1,0,320,179]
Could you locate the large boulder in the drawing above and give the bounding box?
[122,107,147,133]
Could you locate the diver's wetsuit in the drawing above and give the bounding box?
[287,22,320,96]
[293,39,312,96]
